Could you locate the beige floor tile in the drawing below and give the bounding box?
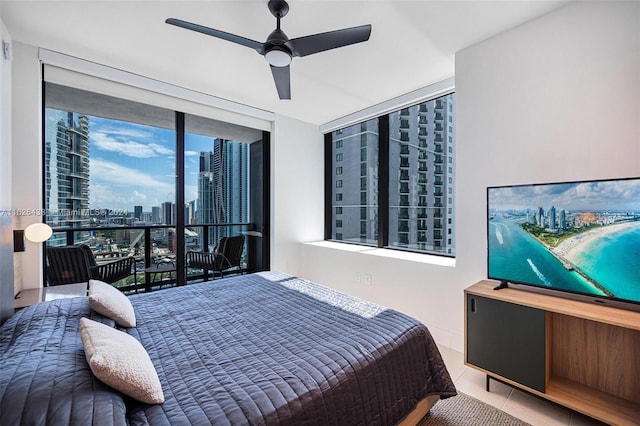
[454,368,513,410]
[436,345,466,382]
[568,411,609,426]
[502,388,571,426]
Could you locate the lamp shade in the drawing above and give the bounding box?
[24,223,53,243]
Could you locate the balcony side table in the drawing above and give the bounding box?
[144,262,176,291]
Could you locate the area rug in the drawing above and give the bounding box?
[418,392,531,426]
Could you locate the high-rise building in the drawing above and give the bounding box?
[151,206,161,224]
[388,94,456,254]
[549,206,557,230]
[45,110,91,245]
[162,201,175,225]
[197,139,249,249]
[134,205,143,220]
[185,200,196,225]
[537,207,545,227]
[331,93,456,255]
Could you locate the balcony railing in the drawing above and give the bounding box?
[46,222,255,293]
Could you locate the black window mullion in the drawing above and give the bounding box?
[324,133,333,240]
[175,111,186,285]
[378,115,389,248]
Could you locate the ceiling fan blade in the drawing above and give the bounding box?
[288,24,371,57]
[166,18,264,53]
[270,65,291,100]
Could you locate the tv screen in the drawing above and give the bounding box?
[487,177,640,310]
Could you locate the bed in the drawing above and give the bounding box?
[1,271,456,425]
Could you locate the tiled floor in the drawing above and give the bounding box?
[437,345,607,426]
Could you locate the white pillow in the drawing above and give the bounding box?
[88,279,136,327]
[80,317,164,404]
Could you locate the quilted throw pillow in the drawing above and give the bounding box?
[80,317,164,404]
[88,279,136,327]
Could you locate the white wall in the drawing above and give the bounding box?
[299,1,640,352]
[270,114,324,275]
[10,41,42,290]
[1,17,16,321]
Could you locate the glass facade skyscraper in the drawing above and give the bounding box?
[197,138,249,249]
[45,110,91,245]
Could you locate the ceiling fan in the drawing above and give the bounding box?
[166,0,372,100]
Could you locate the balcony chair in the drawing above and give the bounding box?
[46,244,135,286]
[186,235,245,281]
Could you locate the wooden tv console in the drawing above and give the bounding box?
[464,280,640,426]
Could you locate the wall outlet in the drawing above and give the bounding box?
[364,274,372,285]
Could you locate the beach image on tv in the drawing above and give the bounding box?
[488,178,640,304]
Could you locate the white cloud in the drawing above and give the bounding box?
[91,158,174,192]
[131,190,148,203]
[91,132,174,158]
[149,143,174,156]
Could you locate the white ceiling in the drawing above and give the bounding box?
[1,0,569,126]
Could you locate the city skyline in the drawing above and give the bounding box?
[47,108,239,214]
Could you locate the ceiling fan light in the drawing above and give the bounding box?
[265,48,291,67]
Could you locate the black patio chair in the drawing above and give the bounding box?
[186,235,245,281]
[47,244,135,286]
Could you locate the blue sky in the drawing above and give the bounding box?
[489,180,640,212]
[87,116,214,212]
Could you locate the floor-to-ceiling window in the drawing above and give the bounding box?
[45,83,178,288]
[184,113,261,280]
[43,81,268,288]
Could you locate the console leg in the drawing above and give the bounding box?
[486,375,491,392]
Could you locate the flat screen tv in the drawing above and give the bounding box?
[487,177,640,311]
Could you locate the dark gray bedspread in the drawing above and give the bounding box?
[0,298,127,425]
[126,271,456,425]
[1,271,455,425]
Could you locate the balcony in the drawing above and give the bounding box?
[46,222,256,293]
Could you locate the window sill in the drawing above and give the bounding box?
[304,241,456,267]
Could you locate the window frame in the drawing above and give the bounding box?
[41,81,272,285]
[324,90,455,258]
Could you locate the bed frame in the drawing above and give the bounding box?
[397,394,440,425]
